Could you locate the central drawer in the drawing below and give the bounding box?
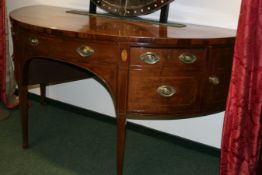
[127,47,207,117]
[130,47,207,70]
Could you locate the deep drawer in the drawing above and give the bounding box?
[127,68,203,115]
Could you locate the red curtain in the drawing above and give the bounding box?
[0,0,17,108]
[220,0,262,175]
[0,0,6,104]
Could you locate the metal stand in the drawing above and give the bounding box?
[89,1,97,14]
[160,4,170,23]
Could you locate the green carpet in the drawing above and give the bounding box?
[0,99,220,175]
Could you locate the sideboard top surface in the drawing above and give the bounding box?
[10,5,235,42]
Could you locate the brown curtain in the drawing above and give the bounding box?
[0,0,18,108]
[220,0,262,174]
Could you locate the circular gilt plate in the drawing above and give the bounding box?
[91,0,174,16]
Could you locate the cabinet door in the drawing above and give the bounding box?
[203,47,234,112]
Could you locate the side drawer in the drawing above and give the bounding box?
[203,47,234,112]
[130,47,207,70]
[127,68,203,116]
[22,31,119,64]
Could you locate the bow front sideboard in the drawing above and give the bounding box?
[10,5,235,175]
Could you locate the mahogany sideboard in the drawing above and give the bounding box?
[10,5,235,175]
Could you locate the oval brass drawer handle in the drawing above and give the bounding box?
[29,37,39,47]
[140,52,160,64]
[209,76,220,85]
[76,45,94,58]
[179,53,197,64]
[157,85,176,97]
